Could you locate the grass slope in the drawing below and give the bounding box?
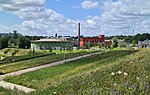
[0,50,99,74]
[4,50,136,89]
[30,49,150,95]
[1,49,149,95]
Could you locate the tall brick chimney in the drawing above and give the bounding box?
[78,23,81,47]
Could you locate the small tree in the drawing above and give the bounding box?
[32,47,35,55]
[131,40,136,47]
[86,42,91,49]
[0,36,8,49]
[112,37,118,48]
[98,42,103,49]
[60,48,62,52]
[68,46,73,53]
[49,47,53,54]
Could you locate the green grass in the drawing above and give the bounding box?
[4,50,136,89]
[0,87,25,95]
[28,49,149,95]
[0,50,100,74]
[2,49,149,95]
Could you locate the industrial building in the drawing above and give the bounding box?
[31,38,70,50]
[80,35,111,47]
[30,22,111,50]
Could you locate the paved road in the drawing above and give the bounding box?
[0,52,102,80]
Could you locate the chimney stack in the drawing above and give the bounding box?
[78,23,80,47]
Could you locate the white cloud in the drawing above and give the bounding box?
[81,0,99,9]
[0,0,78,36]
[0,0,150,36]
[85,0,150,35]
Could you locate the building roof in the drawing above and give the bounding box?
[31,38,70,43]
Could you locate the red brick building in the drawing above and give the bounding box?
[80,35,105,47]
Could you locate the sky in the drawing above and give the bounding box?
[0,0,150,36]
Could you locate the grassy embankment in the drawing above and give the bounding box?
[1,49,149,95]
[2,50,139,94]
[28,49,149,95]
[0,50,100,74]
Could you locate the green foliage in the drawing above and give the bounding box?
[18,35,30,49]
[0,36,8,49]
[85,42,91,49]
[118,41,127,48]
[49,47,53,54]
[98,42,103,48]
[13,30,18,39]
[131,40,137,47]
[68,46,73,53]
[32,47,35,55]
[112,37,118,48]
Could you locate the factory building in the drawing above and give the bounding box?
[80,35,105,47]
[31,38,70,50]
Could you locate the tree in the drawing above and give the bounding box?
[68,46,73,53]
[0,36,8,49]
[13,30,18,39]
[131,40,136,47]
[49,47,53,54]
[18,36,26,49]
[86,42,91,49]
[119,41,127,48]
[32,47,35,55]
[98,42,103,48]
[112,37,118,48]
[17,35,30,49]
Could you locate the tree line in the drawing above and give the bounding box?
[106,33,150,44]
[0,31,30,49]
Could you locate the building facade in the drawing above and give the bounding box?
[31,38,70,50]
[80,35,105,47]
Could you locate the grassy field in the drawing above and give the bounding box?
[3,50,137,91]
[0,50,100,74]
[1,49,150,95]
[29,49,149,95]
[0,87,26,95]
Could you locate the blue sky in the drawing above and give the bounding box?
[0,0,150,36]
[46,0,102,20]
[0,11,22,26]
